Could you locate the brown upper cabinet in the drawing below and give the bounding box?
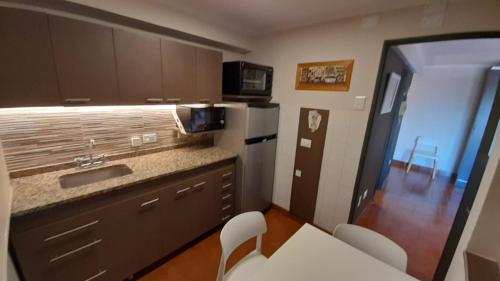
[0,7,223,108]
[114,29,163,105]
[0,8,60,107]
[49,15,119,105]
[196,48,223,104]
[161,40,197,104]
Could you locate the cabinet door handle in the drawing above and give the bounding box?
[175,187,191,199]
[84,270,107,281]
[222,172,232,178]
[222,194,232,201]
[193,181,206,188]
[140,198,159,208]
[222,204,232,211]
[49,239,102,263]
[145,98,164,103]
[166,98,181,103]
[199,98,210,103]
[65,98,91,103]
[44,220,99,242]
[222,215,231,221]
[222,183,232,190]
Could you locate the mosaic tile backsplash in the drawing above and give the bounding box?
[0,106,208,172]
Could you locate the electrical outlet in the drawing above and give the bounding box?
[363,189,368,199]
[130,136,142,147]
[143,133,157,144]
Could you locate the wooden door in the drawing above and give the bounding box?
[49,16,119,105]
[114,29,163,105]
[161,40,197,104]
[0,7,60,107]
[290,108,330,223]
[196,48,222,104]
[351,48,413,222]
[378,69,414,187]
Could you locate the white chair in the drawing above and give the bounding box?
[406,136,439,179]
[333,224,408,272]
[216,211,268,281]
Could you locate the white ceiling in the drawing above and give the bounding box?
[398,39,500,71]
[148,0,428,35]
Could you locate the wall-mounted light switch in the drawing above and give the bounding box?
[300,138,312,148]
[353,96,366,110]
[130,136,142,147]
[143,133,157,144]
[295,169,302,177]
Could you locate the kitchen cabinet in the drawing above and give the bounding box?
[161,40,198,104]
[196,48,223,104]
[162,172,216,252]
[0,7,224,108]
[11,206,113,281]
[49,15,119,105]
[10,162,235,281]
[0,8,60,107]
[114,29,163,104]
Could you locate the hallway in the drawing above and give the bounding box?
[356,163,464,281]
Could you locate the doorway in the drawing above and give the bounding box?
[349,33,500,281]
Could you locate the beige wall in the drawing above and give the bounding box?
[245,0,500,233]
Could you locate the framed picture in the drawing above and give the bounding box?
[380,72,401,114]
[295,60,354,91]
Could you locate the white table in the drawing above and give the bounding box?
[246,224,418,281]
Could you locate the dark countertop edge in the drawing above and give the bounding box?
[10,154,237,218]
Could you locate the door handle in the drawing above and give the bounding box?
[140,198,159,208]
[192,181,207,192]
[44,220,99,242]
[166,98,181,103]
[65,98,91,104]
[145,98,164,103]
[49,239,102,263]
[175,187,191,199]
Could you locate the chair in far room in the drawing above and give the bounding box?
[333,224,408,272]
[216,211,268,281]
[406,136,439,179]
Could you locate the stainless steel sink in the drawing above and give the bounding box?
[59,164,133,189]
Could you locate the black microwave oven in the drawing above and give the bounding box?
[173,105,225,134]
[223,61,273,97]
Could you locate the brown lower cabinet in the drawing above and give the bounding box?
[10,162,235,281]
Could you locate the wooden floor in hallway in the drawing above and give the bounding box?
[140,207,304,281]
[356,163,465,281]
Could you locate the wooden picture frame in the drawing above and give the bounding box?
[295,60,354,91]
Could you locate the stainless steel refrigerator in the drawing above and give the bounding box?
[215,102,279,213]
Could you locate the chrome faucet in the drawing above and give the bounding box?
[74,138,106,169]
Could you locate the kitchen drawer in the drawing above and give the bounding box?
[11,208,111,281]
[220,166,235,184]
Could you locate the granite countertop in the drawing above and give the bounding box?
[10,146,237,217]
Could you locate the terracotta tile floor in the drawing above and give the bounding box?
[140,207,304,281]
[356,164,464,281]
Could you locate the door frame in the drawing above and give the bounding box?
[348,31,500,281]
